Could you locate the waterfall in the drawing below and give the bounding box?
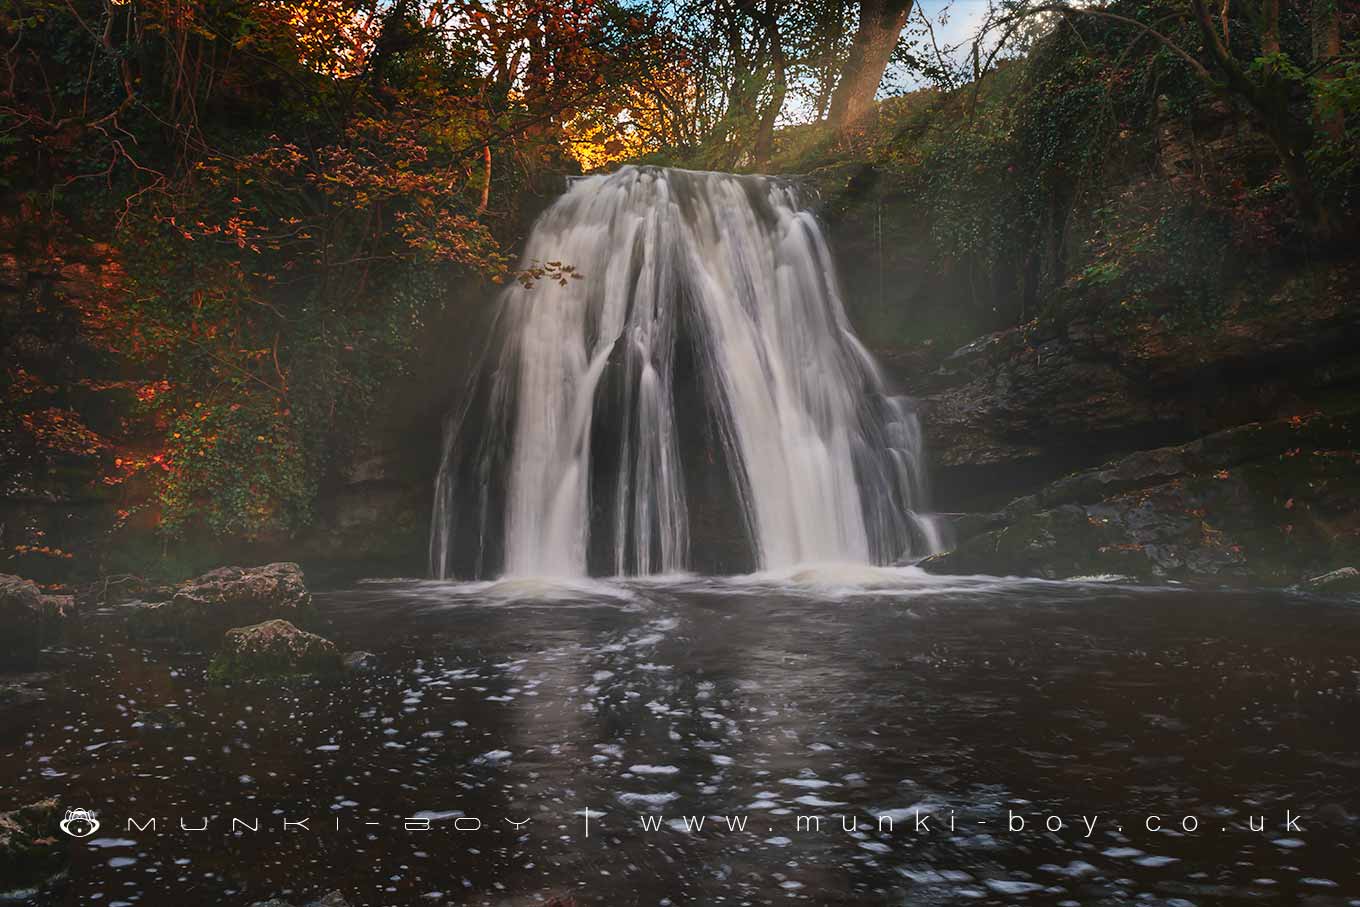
[430,166,945,580]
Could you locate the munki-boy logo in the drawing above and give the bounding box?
[59,808,101,838]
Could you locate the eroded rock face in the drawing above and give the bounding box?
[903,262,1360,510]
[0,575,73,669]
[207,619,340,682]
[128,562,312,643]
[922,412,1360,585]
[0,798,66,898]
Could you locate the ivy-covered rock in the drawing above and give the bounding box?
[0,798,66,898]
[207,619,340,683]
[128,562,312,643]
[0,575,73,669]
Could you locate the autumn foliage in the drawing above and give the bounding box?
[0,0,658,573]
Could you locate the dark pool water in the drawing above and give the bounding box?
[3,569,1360,906]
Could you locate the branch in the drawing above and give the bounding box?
[981,3,1215,83]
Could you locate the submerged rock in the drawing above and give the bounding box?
[128,562,312,643]
[207,619,340,683]
[0,575,73,669]
[0,798,66,898]
[249,892,351,907]
[341,650,378,673]
[0,673,50,710]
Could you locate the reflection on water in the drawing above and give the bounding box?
[3,572,1359,905]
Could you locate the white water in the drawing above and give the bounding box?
[430,166,945,579]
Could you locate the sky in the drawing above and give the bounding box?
[778,0,1003,123]
[886,0,1002,92]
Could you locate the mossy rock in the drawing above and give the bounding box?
[923,413,1360,583]
[128,562,314,644]
[207,619,341,683]
[0,798,66,898]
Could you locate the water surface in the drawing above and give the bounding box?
[4,571,1359,905]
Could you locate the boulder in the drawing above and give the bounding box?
[0,798,66,898]
[207,619,341,683]
[128,562,312,643]
[0,575,73,670]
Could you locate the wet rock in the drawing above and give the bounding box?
[341,650,378,673]
[131,706,186,733]
[249,891,351,907]
[0,673,50,710]
[923,412,1360,583]
[913,261,1360,509]
[128,562,312,643]
[921,504,1155,580]
[0,575,73,669]
[0,798,66,898]
[77,575,176,609]
[1305,567,1360,595]
[207,619,341,683]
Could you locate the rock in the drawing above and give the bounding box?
[913,261,1360,509]
[0,575,73,669]
[0,798,66,898]
[922,411,1360,583]
[249,891,351,907]
[207,619,341,683]
[341,651,378,673]
[1305,567,1360,595]
[128,563,312,643]
[77,575,176,609]
[130,707,186,733]
[0,673,50,710]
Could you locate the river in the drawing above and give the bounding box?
[5,569,1358,905]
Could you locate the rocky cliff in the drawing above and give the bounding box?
[888,259,1360,585]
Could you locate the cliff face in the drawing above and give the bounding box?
[870,260,1360,585]
[913,261,1360,509]
[802,71,1360,588]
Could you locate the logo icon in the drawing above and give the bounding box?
[59,808,100,838]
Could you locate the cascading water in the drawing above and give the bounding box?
[430,166,945,580]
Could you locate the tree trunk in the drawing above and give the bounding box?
[827,0,913,132]
[752,70,786,167]
[1312,0,1344,141]
[751,10,786,168]
[1259,0,1280,54]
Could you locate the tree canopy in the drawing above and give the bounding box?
[2,0,1356,580]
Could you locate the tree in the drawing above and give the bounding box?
[828,0,915,131]
[974,0,1358,242]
